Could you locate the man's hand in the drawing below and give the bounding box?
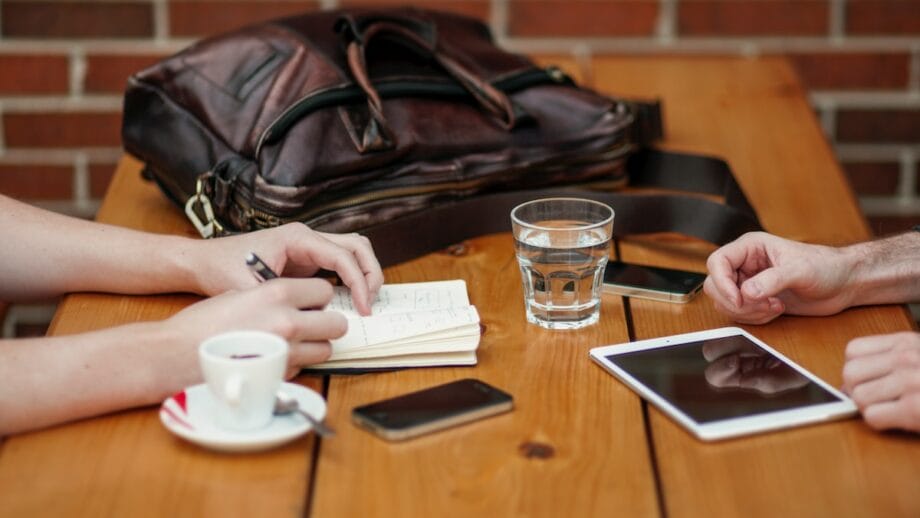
[843,332,920,433]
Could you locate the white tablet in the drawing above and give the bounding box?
[589,327,857,441]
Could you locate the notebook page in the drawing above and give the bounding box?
[327,280,470,317]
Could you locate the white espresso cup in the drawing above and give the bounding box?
[198,330,289,432]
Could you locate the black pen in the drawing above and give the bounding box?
[246,252,278,282]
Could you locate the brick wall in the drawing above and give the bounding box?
[1,0,919,332]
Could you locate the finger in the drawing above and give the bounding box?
[705,253,742,308]
[739,266,794,301]
[295,234,374,316]
[861,396,920,432]
[320,232,384,305]
[841,352,896,393]
[850,372,905,409]
[845,333,902,360]
[286,310,348,342]
[258,278,335,310]
[288,341,333,367]
[709,294,782,325]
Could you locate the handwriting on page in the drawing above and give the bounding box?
[327,280,470,317]
[331,306,480,350]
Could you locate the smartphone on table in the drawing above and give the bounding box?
[603,261,707,303]
[352,378,514,441]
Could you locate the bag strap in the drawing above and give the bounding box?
[361,149,762,267]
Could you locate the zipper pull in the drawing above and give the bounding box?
[545,65,569,83]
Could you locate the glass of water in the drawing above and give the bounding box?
[511,198,614,330]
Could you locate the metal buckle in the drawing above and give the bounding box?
[184,176,224,238]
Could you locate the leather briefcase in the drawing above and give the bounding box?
[122,7,760,266]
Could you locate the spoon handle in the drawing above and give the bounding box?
[298,409,336,437]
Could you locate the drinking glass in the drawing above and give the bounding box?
[511,198,614,330]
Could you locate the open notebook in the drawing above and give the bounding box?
[309,280,481,370]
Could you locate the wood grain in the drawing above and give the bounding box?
[592,56,920,517]
[310,236,658,517]
[1,57,916,518]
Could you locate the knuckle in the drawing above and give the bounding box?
[260,280,290,302]
[271,316,298,340]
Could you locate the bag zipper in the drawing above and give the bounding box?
[254,66,572,158]
[237,143,632,230]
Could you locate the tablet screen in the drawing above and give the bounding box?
[604,334,842,423]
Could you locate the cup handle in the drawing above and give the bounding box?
[224,375,244,406]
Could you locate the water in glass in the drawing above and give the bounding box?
[515,220,610,329]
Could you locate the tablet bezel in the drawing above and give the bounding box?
[589,327,858,441]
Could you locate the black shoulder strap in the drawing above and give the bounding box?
[361,149,762,267]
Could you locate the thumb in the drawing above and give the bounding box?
[740,266,795,300]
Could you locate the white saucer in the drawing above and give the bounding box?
[159,381,327,453]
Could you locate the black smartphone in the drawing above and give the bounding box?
[352,379,514,441]
[603,261,707,303]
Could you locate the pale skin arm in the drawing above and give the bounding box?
[704,231,920,325]
[0,194,385,435]
[0,194,383,312]
[0,279,348,436]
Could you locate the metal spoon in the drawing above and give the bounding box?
[273,391,336,437]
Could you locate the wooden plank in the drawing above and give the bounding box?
[0,157,321,517]
[310,236,659,517]
[592,56,920,517]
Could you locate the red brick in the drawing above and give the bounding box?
[0,54,70,94]
[90,163,118,198]
[836,109,920,144]
[842,162,900,196]
[0,164,74,199]
[2,1,153,38]
[678,0,828,36]
[508,0,658,37]
[85,53,171,94]
[847,0,920,35]
[341,1,490,21]
[784,52,910,90]
[3,112,123,148]
[867,215,920,237]
[169,1,318,37]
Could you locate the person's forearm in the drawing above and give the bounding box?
[844,231,920,306]
[0,321,197,436]
[0,195,204,300]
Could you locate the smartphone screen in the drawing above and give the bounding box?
[352,378,513,441]
[603,261,707,302]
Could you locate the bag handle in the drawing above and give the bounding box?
[336,12,519,147]
[359,149,762,267]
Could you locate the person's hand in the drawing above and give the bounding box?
[702,339,809,394]
[165,278,346,380]
[191,223,383,315]
[704,232,855,324]
[842,332,920,433]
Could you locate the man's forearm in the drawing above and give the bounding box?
[844,231,920,307]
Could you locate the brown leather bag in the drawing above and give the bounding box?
[122,8,760,266]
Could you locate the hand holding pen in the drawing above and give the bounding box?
[246,250,379,315]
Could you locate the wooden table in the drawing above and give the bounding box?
[1,56,917,517]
